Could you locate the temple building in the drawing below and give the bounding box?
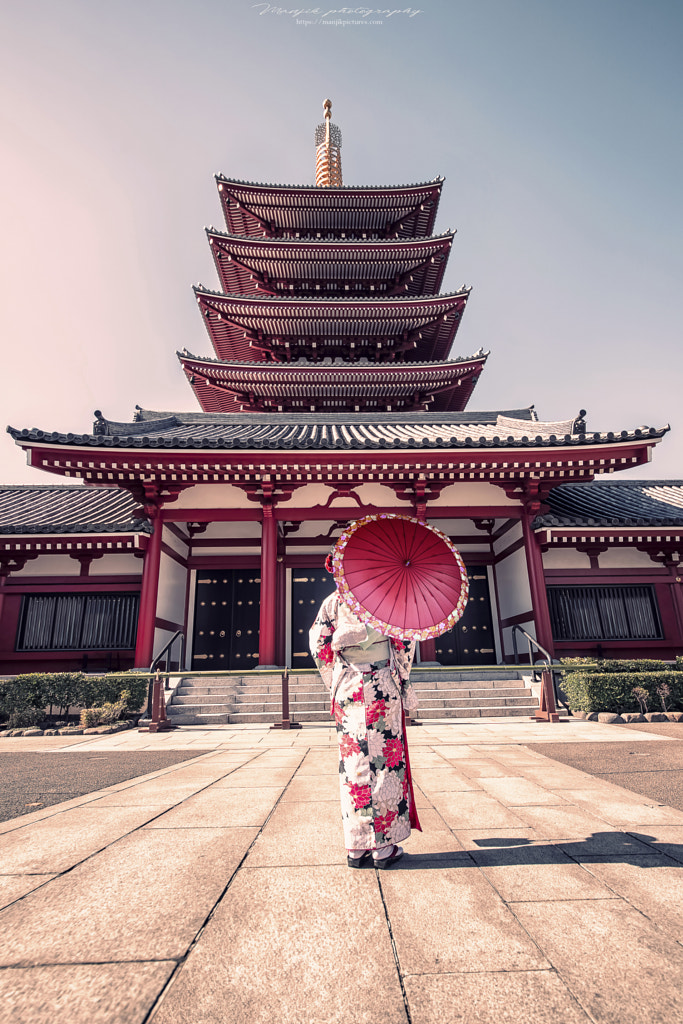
[2,102,683,679]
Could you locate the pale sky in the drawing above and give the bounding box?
[1,0,681,483]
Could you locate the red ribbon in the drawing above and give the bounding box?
[402,708,422,832]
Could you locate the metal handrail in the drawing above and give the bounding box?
[150,630,186,683]
[511,624,570,714]
[138,631,185,728]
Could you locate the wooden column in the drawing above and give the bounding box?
[134,508,163,668]
[521,507,554,656]
[259,504,278,667]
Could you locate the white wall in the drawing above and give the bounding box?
[156,535,187,630]
[598,547,660,569]
[15,554,80,576]
[89,553,142,575]
[542,548,591,569]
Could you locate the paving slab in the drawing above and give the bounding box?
[468,841,615,901]
[511,800,662,841]
[379,863,549,974]
[0,961,176,1024]
[454,760,516,778]
[558,788,683,827]
[511,898,683,1024]
[151,866,407,1024]
[280,774,340,802]
[581,854,683,942]
[430,791,527,830]
[624,824,683,862]
[245,798,343,867]
[0,804,174,874]
[475,776,568,806]
[91,776,216,807]
[0,874,56,911]
[210,766,297,788]
[412,767,481,793]
[144,785,283,828]
[0,826,257,966]
[404,970,591,1024]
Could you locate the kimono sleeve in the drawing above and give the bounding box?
[308,592,339,693]
[391,638,418,712]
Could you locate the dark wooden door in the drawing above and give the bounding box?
[434,569,496,665]
[291,570,336,670]
[192,571,261,670]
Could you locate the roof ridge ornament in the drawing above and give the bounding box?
[315,99,342,188]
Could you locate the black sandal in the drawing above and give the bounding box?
[347,850,372,868]
[373,844,404,869]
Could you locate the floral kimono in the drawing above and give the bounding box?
[309,592,420,851]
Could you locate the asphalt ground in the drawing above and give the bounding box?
[528,722,683,812]
[0,750,212,822]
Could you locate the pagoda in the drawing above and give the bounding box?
[179,100,485,416]
[4,101,677,680]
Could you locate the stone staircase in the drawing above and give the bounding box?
[166,668,539,726]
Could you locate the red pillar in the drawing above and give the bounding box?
[134,511,163,668]
[259,506,278,667]
[521,510,554,656]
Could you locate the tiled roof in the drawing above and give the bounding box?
[206,229,454,298]
[0,485,151,535]
[215,177,443,239]
[538,481,683,527]
[179,351,487,414]
[7,410,667,453]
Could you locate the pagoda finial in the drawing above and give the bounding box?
[315,99,342,188]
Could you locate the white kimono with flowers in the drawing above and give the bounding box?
[310,592,418,851]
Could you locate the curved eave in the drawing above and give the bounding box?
[195,287,470,363]
[9,424,669,454]
[0,520,151,536]
[215,176,444,238]
[179,353,486,414]
[206,229,454,297]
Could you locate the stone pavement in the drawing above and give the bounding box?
[1,718,683,1024]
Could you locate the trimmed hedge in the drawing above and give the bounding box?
[0,673,149,728]
[560,659,683,713]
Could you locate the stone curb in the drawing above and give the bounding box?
[0,720,139,739]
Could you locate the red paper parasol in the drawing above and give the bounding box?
[331,514,469,641]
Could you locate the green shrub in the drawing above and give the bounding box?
[80,697,128,728]
[561,670,683,713]
[0,674,49,727]
[0,672,148,725]
[42,673,86,718]
[560,658,669,674]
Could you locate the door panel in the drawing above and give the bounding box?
[434,569,496,665]
[192,571,260,670]
[291,571,336,669]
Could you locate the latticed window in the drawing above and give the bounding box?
[547,586,663,642]
[17,593,139,651]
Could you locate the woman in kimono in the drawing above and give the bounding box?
[309,570,420,868]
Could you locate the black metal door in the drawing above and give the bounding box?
[291,570,336,669]
[192,571,261,670]
[434,569,496,665]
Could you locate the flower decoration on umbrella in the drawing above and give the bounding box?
[330,513,469,641]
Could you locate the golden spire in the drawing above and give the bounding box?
[315,99,342,187]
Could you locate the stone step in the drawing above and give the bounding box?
[416,696,537,709]
[413,705,538,719]
[409,678,527,691]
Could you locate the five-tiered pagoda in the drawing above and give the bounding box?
[3,101,680,678]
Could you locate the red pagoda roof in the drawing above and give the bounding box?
[194,287,471,364]
[178,351,488,414]
[207,230,454,298]
[215,177,443,239]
